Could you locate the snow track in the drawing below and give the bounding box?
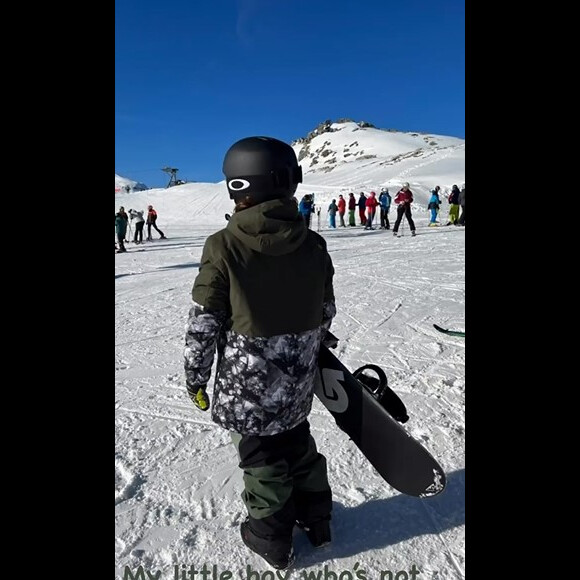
[116,216,464,579]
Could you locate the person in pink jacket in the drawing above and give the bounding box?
[392,183,416,236]
[364,192,379,230]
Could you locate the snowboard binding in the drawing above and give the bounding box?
[352,365,409,424]
[322,330,409,424]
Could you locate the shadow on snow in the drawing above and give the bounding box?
[115,262,200,279]
[294,467,465,567]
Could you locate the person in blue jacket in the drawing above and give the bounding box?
[298,194,315,228]
[427,186,441,226]
[357,192,367,226]
[378,188,391,229]
[327,199,338,228]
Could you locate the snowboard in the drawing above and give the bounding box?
[314,336,446,497]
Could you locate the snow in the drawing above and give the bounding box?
[115,123,465,580]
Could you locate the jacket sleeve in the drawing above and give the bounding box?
[183,239,230,391]
[321,249,336,332]
[184,302,228,391]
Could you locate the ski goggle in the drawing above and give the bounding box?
[227,166,302,199]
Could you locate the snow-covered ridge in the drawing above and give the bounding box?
[115,173,148,193]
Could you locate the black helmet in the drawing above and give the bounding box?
[222,136,303,203]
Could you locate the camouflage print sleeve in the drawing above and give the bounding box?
[184,302,228,392]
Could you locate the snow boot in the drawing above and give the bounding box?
[240,518,294,570]
[296,517,331,548]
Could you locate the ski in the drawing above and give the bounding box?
[433,324,465,337]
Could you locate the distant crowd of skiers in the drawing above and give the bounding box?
[115,204,166,253]
[297,183,465,236]
[427,184,465,227]
[115,184,465,253]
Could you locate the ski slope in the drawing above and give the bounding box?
[115,134,465,579]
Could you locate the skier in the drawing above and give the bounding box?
[115,206,128,253]
[446,185,461,225]
[128,208,145,243]
[392,183,416,237]
[357,192,367,226]
[298,194,315,228]
[328,199,338,228]
[457,185,465,226]
[146,205,167,240]
[337,194,346,227]
[347,193,356,226]
[183,136,336,570]
[427,187,441,226]
[378,188,391,229]
[364,191,379,230]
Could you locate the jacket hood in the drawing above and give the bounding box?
[226,198,307,256]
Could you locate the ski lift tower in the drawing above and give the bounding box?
[162,167,179,188]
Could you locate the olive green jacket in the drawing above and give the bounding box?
[184,198,336,435]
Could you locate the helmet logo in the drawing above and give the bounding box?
[228,179,251,191]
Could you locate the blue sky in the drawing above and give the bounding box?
[115,0,465,188]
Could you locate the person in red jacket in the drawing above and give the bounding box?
[364,192,379,230]
[392,183,416,237]
[146,205,167,241]
[337,194,346,227]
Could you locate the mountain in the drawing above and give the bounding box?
[292,120,464,199]
[115,173,149,193]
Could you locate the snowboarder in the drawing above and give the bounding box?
[115,206,128,253]
[146,205,166,240]
[183,136,336,570]
[128,208,145,243]
[392,183,416,236]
